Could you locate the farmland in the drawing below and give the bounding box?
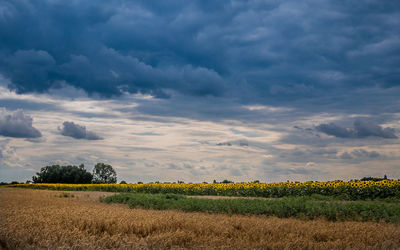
[6,179,400,200]
[102,193,400,222]
[1,188,400,249]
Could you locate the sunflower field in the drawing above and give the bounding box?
[5,180,400,200]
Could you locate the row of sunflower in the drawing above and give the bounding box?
[5,180,400,200]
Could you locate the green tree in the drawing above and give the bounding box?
[222,179,233,183]
[32,164,93,183]
[92,163,117,184]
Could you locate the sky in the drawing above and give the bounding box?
[0,0,399,183]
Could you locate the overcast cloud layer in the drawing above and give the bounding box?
[1,0,399,102]
[0,0,399,182]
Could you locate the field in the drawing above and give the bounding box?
[102,193,400,222]
[6,179,400,200]
[1,188,400,249]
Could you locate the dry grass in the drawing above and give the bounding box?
[0,188,399,249]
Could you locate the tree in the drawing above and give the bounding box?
[32,164,93,183]
[222,179,233,183]
[92,163,117,184]
[360,176,390,182]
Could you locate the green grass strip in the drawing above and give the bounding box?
[100,193,400,223]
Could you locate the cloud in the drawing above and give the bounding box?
[277,147,339,163]
[315,123,354,138]
[351,149,380,158]
[229,168,242,176]
[316,120,397,139]
[0,0,399,106]
[59,121,103,140]
[0,138,25,168]
[339,152,353,159]
[339,149,381,160]
[0,108,42,138]
[353,120,397,139]
[0,0,400,183]
[267,167,319,175]
[216,140,249,147]
[168,163,183,170]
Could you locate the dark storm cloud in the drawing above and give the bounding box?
[0,0,399,104]
[59,121,103,140]
[316,120,397,139]
[0,109,42,138]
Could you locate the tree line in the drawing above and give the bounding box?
[31,163,117,184]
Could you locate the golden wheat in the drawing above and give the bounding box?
[0,188,399,249]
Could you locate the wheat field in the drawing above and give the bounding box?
[1,188,399,249]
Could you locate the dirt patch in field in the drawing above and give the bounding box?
[1,188,399,249]
[47,189,117,201]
